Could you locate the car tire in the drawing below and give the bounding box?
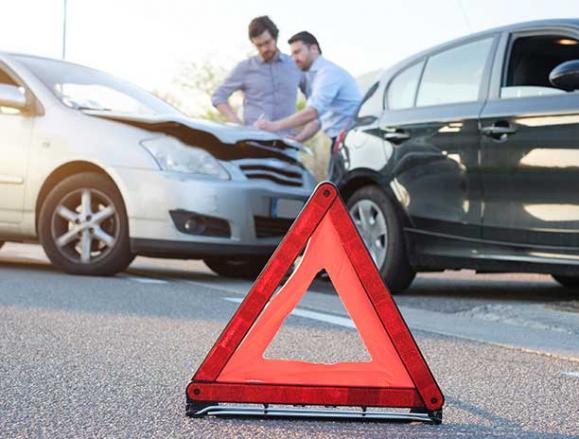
[38,172,134,276]
[347,186,416,293]
[552,275,579,288]
[204,256,270,280]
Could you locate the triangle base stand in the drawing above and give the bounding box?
[186,398,443,425]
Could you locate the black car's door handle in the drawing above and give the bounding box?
[480,123,517,137]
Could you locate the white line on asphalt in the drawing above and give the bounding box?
[561,371,579,378]
[125,276,169,285]
[222,297,579,364]
[224,297,355,328]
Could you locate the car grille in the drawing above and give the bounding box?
[237,160,303,187]
[254,216,294,238]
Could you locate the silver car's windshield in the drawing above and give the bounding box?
[15,55,181,116]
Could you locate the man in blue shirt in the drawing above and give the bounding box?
[211,16,304,137]
[255,31,362,146]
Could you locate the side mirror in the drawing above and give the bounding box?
[549,60,579,91]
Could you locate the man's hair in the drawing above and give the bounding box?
[288,31,322,54]
[248,16,279,40]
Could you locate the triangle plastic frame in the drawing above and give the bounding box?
[186,182,444,424]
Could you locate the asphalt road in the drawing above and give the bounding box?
[1,244,579,438]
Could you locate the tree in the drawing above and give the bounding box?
[154,60,240,121]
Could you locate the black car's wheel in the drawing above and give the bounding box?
[38,172,134,276]
[204,256,270,280]
[347,186,416,293]
[552,275,579,288]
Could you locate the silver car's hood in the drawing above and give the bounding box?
[177,117,290,144]
[83,110,306,164]
[83,110,303,148]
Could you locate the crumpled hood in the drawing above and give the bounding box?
[84,110,305,152]
[177,117,295,145]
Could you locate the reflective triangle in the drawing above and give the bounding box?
[187,182,444,412]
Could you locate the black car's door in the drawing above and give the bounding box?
[379,35,497,241]
[480,29,579,248]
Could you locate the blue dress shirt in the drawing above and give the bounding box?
[305,56,362,138]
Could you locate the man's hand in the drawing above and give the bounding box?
[255,107,318,133]
[254,119,278,132]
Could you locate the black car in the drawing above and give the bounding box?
[331,19,579,292]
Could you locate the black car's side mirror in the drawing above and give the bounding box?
[549,60,579,91]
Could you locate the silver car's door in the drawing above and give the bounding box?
[0,66,33,233]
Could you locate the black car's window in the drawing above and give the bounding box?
[416,37,494,107]
[387,61,423,110]
[356,81,380,124]
[501,35,579,99]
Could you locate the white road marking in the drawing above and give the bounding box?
[224,297,355,328]
[222,297,579,363]
[561,371,579,378]
[125,276,168,285]
[188,280,243,295]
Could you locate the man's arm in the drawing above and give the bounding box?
[291,119,321,143]
[254,106,318,132]
[211,61,245,124]
[215,102,242,124]
[255,66,340,133]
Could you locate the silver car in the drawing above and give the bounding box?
[0,53,316,277]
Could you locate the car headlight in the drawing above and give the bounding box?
[140,136,229,180]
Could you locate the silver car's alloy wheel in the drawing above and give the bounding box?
[50,188,120,264]
[349,199,388,270]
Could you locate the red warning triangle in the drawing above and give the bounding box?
[187,182,444,414]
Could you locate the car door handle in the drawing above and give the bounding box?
[480,123,517,137]
[383,130,411,142]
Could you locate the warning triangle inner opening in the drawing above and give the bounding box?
[264,269,372,364]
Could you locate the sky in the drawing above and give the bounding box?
[1,0,578,98]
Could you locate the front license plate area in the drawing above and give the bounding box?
[270,198,304,219]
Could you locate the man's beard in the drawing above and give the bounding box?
[299,60,311,71]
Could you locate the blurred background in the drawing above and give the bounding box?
[2,0,578,178]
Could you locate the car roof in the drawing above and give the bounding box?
[478,18,579,34]
[443,18,579,45]
[0,51,101,72]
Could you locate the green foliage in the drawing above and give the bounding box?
[153,60,237,121]
[174,61,225,98]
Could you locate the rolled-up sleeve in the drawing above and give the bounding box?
[306,68,341,116]
[211,61,246,107]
